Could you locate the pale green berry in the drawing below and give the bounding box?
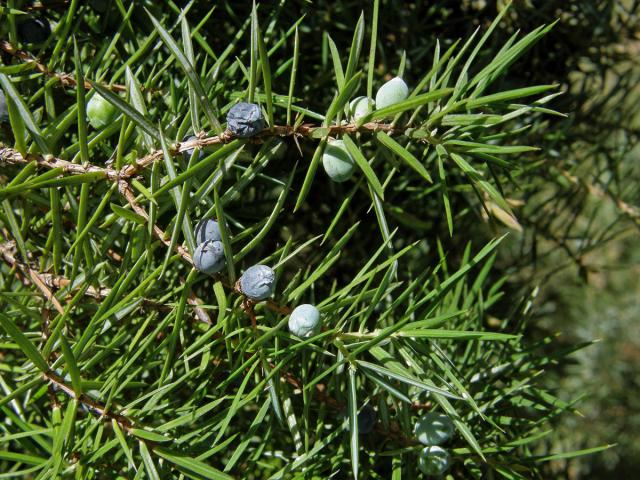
[322,139,355,183]
[87,93,117,129]
[288,304,321,338]
[348,96,373,121]
[375,76,409,110]
[413,412,455,446]
[418,446,451,476]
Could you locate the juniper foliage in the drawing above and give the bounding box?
[1,1,637,479]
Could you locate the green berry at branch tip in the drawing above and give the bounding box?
[87,93,117,129]
[413,412,455,446]
[348,96,374,121]
[288,304,321,338]
[418,445,451,476]
[322,139,355,183]
[375,76,409,110]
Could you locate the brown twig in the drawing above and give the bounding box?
[0,40,129,92]
[1,121,402,182]
[46,370,135,432]
[0,241,65,315]
[117,179,192,261]
[2,240,416,446]
[117,179,296,318]
[1,124,430,434]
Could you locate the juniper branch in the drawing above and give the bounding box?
[0,40,129,92]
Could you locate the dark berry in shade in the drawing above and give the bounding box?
[226,102,265,138]
[17,18,51,44]
[89,0,109,12]
[357,405,377,434]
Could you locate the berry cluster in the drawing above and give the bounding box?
[322,77,409,182]
[192,219,226,274]
[190,104,278,302]
[414,412,455,476]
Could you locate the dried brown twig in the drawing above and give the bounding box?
[0,240,65,315]
[1,121,399,180]
[0,40,129,92]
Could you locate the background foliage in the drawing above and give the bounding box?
[0,0,638,479]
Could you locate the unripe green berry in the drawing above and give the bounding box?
[87,93,117,129]
[348,96,373,121]
[413,412,455,446]
[288,304,321,338]
[375,77,409,110]
[322,139,355,183]
[418,446,451,476]
[240,265,276,301]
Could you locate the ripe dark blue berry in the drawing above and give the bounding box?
[357,405,376,435]
[17,17,51,44]
[239,264,275,300]
[226,102,265,138]
[194,218,222,245]
[193,240,225,274]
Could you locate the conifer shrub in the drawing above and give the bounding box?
[2,1,636,478]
